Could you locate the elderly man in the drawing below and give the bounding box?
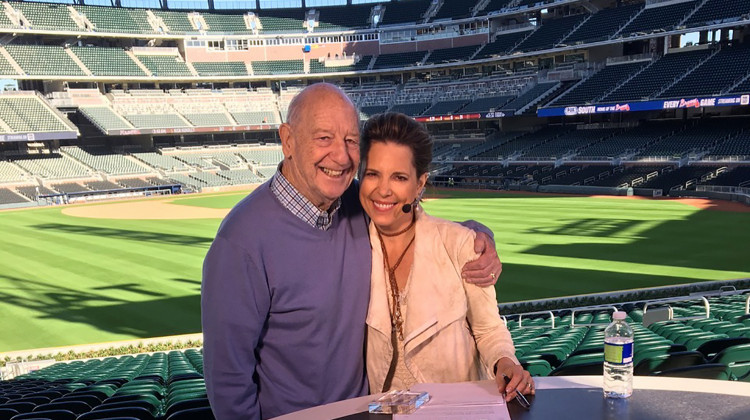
[202,83,502,420]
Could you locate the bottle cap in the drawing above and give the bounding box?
[613,311,626,320]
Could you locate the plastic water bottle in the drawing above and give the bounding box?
[603,311,633,398]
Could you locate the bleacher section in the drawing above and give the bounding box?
[461,95,515,113]
[522,128,617,160]
[75,5,155,34]
[5,45,85,76]
[251,60,304,75]
[425,45,479,65]
[192,62,247,76]
[133,152,191,172]
[135,54,192,77]
[551,61,649,107]
[658,46,750,99]
[502,81,559,113]
[117,178,156,188]
[474,31,531,59]
[13,1,80,31]
[257,9,304,33]
[11,154,90,179]
[152,10,195,34]
[316,3,373,29]
[637,120,741,158]
[684,0,750,27]
[125,114,189,129]
[482,0,514,13]
[16,185,55,200]
[601,48,713,103]
[70,47,146,77]
[0,161,28,183]
[563,4,643,44]
[238,148,283,166]
[707,130,750,160]
[380,0,431,25]
[704,166,750,186]
[79,106,134,132]
[433,0,474,20]
[0,95,71,133]
[61,146,151,175]
[515,14,588,52]
[640,166,719,192]
[372,52,426,70]
[617,1,699,36]
[0,187,28,204]
[422,99,471,116]
[0,53,16,75]
[0,349,212,417]
[201,12,249,33]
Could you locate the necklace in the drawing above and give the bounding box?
[375,213,416,341]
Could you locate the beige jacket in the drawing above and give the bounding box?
[366,209,518,393]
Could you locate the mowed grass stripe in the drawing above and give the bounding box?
[1,225,191,293]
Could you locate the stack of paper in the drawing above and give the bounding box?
[395,381,511,420]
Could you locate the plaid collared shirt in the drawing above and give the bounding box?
[271,168,342,231]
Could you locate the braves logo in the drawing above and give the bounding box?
[679,98,700,108]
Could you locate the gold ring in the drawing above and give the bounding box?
[527,382,532,388]
[490,273,495,279]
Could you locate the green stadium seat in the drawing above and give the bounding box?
[710,344,750,381]
[520,359,552,377]
[695,337,750,359]
[549,361,603,376]
[633,351,707,375]
[655,363,730,380]
[559,352,604,367]
[633,344,673,365]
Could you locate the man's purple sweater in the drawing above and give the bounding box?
[201,181,371,419]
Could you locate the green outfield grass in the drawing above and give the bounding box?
[0,190,748,351]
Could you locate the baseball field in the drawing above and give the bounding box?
[1,189,748,352]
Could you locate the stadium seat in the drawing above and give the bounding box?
[76,407,154,420]
[655,364,730,380]
[633,351,707,375]
[0,404,34,415]
[559,352,604,367]
[695,337,750,359]
[165,406,215,420]
[549,361,603,376]
[91,401,158,416]
[10,409,77,420]
[32,402,90,415]
[710,344,750,381]
[0,409,19,420]
[163,398,210,419]
[7,399,49,407]
[520,359,552,377]
[49,396,100,409]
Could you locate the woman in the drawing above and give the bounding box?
[359,112,533,401]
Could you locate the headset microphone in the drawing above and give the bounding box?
[401,203,412,213]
